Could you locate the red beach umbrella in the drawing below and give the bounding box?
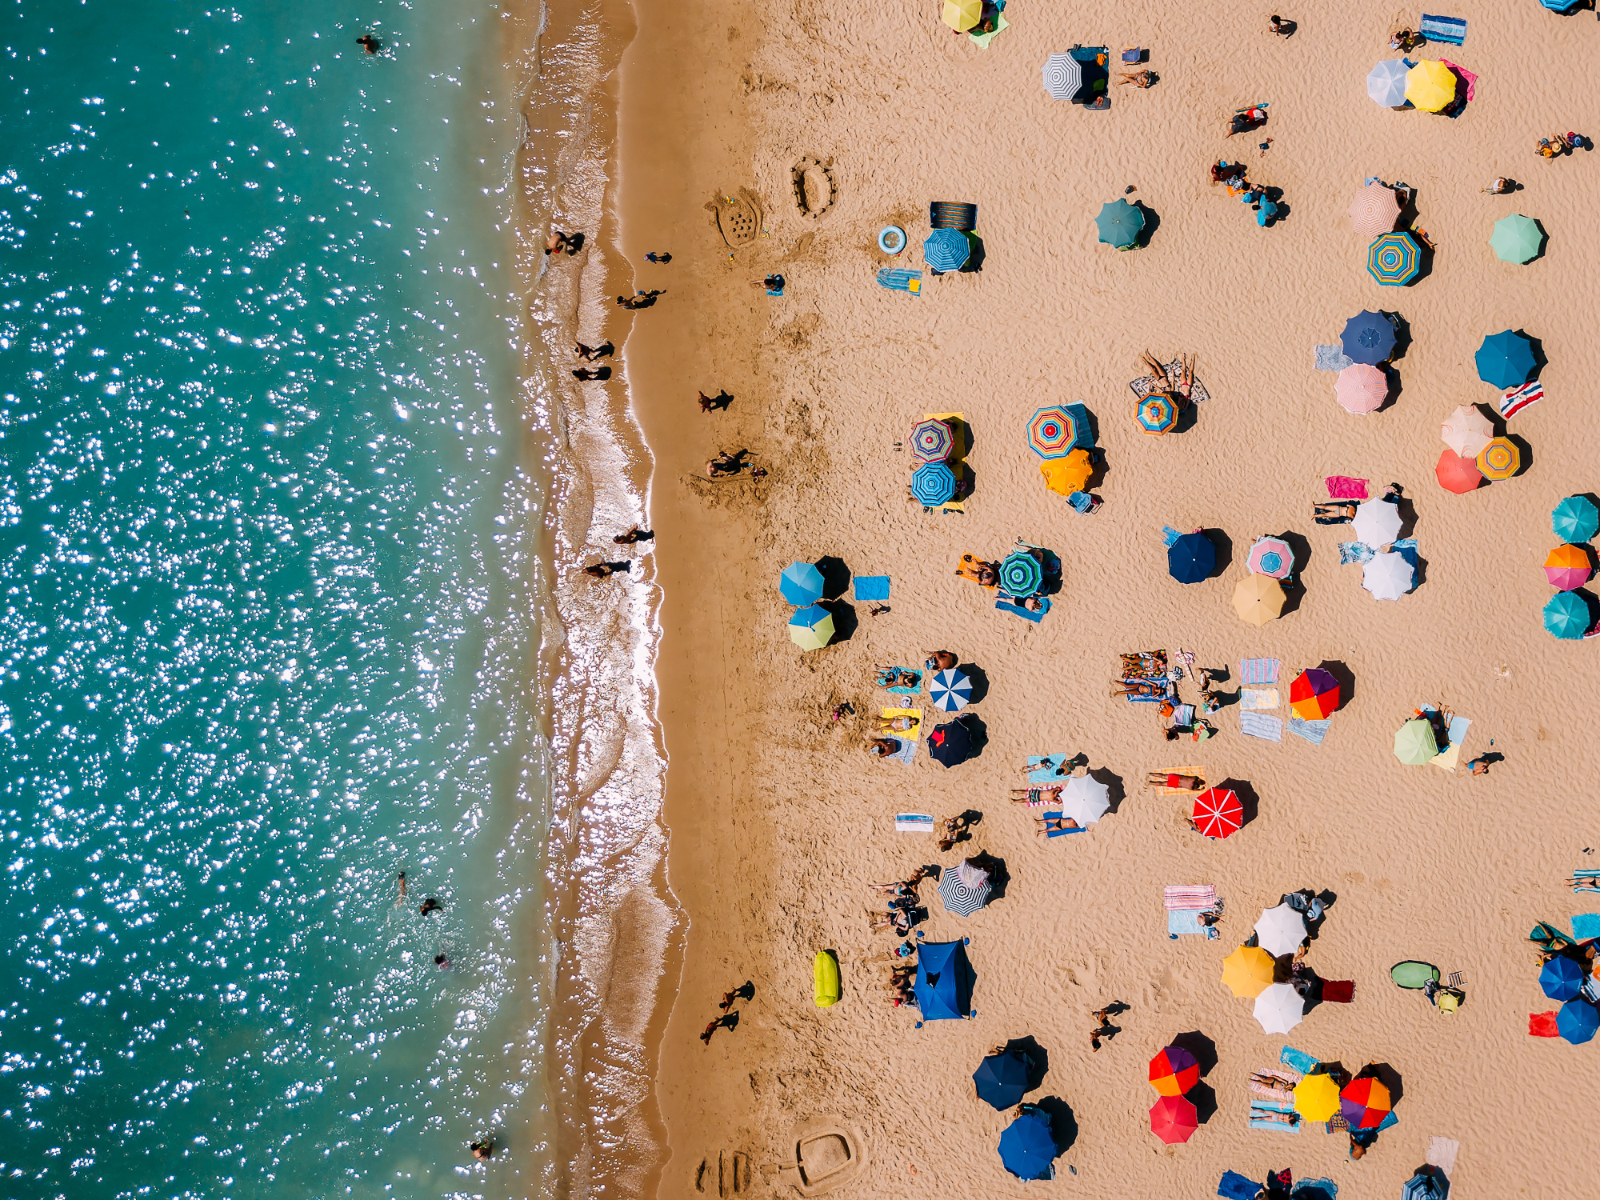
[1148,1045,1201,1096]
[1191,788,1243,839]
[1149,1094,1199,1144]
[1434,449,1483,495]
[1339,1076,1393,1129]
[1288,669,1340,720]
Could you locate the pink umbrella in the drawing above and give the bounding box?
[1545,545,1593,592]
[1348,181,1401,238]
[1335,364,1387,414]
[1247,536,1293,579]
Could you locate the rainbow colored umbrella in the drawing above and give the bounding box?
[1192,787,1242,838]
[1476,437,1520,481]
[1340,1077,1392,1129]
[1148,1045,1200,1097]
[1546,545,1593,591]
[1289,668,1339,719]
[910,417,954,463]
[1554,496,1600,543]
[1405,59,1456,112]
[1026,405,1083,458]
[1545,591,1593,640]
[1435,449,1483,495]
[1368,232,1421,286]
[1148,1095,1198,1144]
[911,460,957,506]
[1137,392,1178,434]
[1246,536,1293,578]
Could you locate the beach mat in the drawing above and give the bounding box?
[878,666,922,696]
[1279,1045,1319,1074]
[1314,345,1352,372]
[853,575,890,602]
[1427,1137,1460,1174]
[1219,1171,1260,1200]
[1287,716,1332,745]
[895,813,935,832]
[1500,379,1543,420]
[1240,688,1279,710]
[1130,361,1211,403]
[1571,913,1600,940]
[1168,909,1215,937]
[1420,13,1466,44]
[996,596,1051,622]
[1326,475,1369,500]
[1041,811,1086,837]
[886,736,917,764]
[1027,754,1072,783]
[1158,767,1204,795]
[1240,711,1283,742]
[1530,1011,1560,1037]
[1165,884,1217,910]
[876,267,922,294]
[1239,657,1280,685]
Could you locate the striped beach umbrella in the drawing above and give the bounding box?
[1366,59,1409,107]
[1559,998,1600,1044]
[1545,591,1593,640]
[1148,1045,1200,1097]
[1232,574,1284,626]
[923,228,970,272]
[1041,53,1084,101]
[911,460,957,506]
[1348,182,1401,237]
[1340,310,1396,364]
[1026,405,1082,458]
[1221,945,1276,997]
[1435,449,1483,495]
[1476,436,1520,480]
[938,861,991,916]
[1149,1095,1198,1144]
[1368,232,1421,285]
[1335,363,1387,413]
[1490,214,1543,264]
[1440,404,1493,456]
[1339,1077,1393,1129]
[779,560,825,606]
[1405,59,1456,112]
[788,604,835,650]
[998,550,1045,597]
[1546,545,1593,591]
[909,417,954,463]
[1289,668,1340,719]
[1095,198,1145,249]
[1192,787,1242,838]
[1137,392,1178,434]
[1553,496,1600,543]
[1247,536,1293,579]
[1475,330,1535,389]
[928,668,973,712]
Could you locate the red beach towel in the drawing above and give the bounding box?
[1320,980,1355,1003]
[1325,476,1369,500]
[1529,1011,1560,1037]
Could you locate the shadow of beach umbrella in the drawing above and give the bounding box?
[1541,955,1586,1001]
[1559,998,1600,1044]
[928,667,973,712]
[1137,392,1178,434]
[1490,213,1543,264]
[1221,945,1275,997]
[1168,532,1215,584]
[1041,449,1093,496]
[928,713,981,767]
[923,227,971,273]
[938,861,991,916]
[788,604,834,650]
[1351,499,1402,546]
[1232,574,1285,626]
[1193,787,1243,840]
[1148,1045,1200,1097]
[1060,774,1110,826]
[942,0,982,31]
[1335,363,1387,413]
[1364,551,1414,600]
[998,1109,1056,1179]
[1339,1077,1393,1128]
[1026,405,1085,458]
[1366,58,1409,107]
[1041,52,1084,100]
[974,1049,1032,1110]
[1149,1095,1198,1144]
[1545,590,1593,640]
[1348,182,1401,236]
[1247,536,1293,579]
[1254,903,1308,957]
[779,561,825,606]
[1435,449,1483,494]
[999,550,1045,597]
[1405,59,1456,111]
[1545,545,1593,591]
[1367,232,1421,285]
[1476,437,1520,480]
[1475,330,1536,389]
[909,417,954,463]
[1340,310,1396,364]
[1394,718,1439,764]
[911,460,957,506]
[1554,496,1600,543]
[1293,1073,1342,1122]
[1096,198,1145,248]
[1289,668,1340,719]
[1440,404,1493,456]
[1253,982,1306,1035]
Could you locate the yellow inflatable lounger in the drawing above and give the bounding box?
[814,950,841,1007]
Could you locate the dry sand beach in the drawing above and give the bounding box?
[600,2,1600,1197]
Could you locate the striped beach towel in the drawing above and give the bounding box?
[876,267,922,294]
[1240,711,1283,742]
[895,813,935,832]
[1420,13,1466,44]
[1239,658,1280,685]
[1287,716,1332,745]
[1164,884,1217,910]
[1500,379,1544,419]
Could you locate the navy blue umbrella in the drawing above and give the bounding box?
[1541,955,1586,1001]
[1167,532,1216,584]
[973,1050,1033,1110]
[1340,310,1396,365]
[913,938,974,1022]
[1558,997,1599,1044]
[998,1109,1056,1180]
[928,713,982,767]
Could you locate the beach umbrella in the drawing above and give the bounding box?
[1349,182,1401,237]
[1490,213,1543,264]
[1393,718,1439,764]
[1363,550,1413,600]
[909,417,954,463]
[1440,404,1493,456]
[788,604,834,650]
[1137,392,1179,434]
[1340,310,1396,364]
[1148,1045,1200,1097]
[938,861,991,916]
[911,460,957,507]
[1340,1077,1393,1129]
[1352,500,1402,547]
[1232,574,1285,626]
[1254,982,1306,1035]
[779,561,825,606]
[1435,449,1483,495]
[1476,437,1520,481]
[1095,198,1144,249]
[1554,496,1600,544]
[1026,405,1083,458]
[1545,545,1592,591]
[1544,591,1593,640]
[1335,363,1387,414]
[1041,449,1093,496]
[928,667,973,712]
[1405,59,1456,112]
[1542,0,1586,9]
[1558,998,1600,1044]
[928,713,980,767]
[1247,536,1293,579]
[1475,330,1536,389]
[1367,232,1422,286]
[1193,787,1243,839]
[923,228,971,273]
[1254,903,1308,957]
[1168,532,1215,584]
[1289,668,1340,720]
[941,0,982,31]
[1041,53,1084,101]
[1060,774,1110,827]
[1366,59,1410,107]
[913,938,973,1021]
[1293,1073,1342,1123]
[1403,1171,1447,1200]
[1148,1095,1198,1144]
[1221,945,1277,997]
[998,1109,1056,1179]
[974,1050,1032,1110]
[1541,955,1587,1001]
[999,550,1045,597]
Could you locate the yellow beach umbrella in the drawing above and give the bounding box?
[1221,945,1277,998]
[1405,60,1456,113]
[941,0,982,31]
[1232,574,1286,626]
[1040,448,1093,496]
[1293,1073,1342,1122]
[1476,436,1520,481]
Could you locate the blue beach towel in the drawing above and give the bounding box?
[1028,754,1072,783]
[1287,716,1332,745]
[1338,541,1375,565]
[875,268,922,294]
[1041,811,1087,837]
[996,596,1051,622]
[1314,344,1353,372]
[1250,1096,1301,1133]
[1572,913,1600,940]
[1219,1172,1261,1200]
[1169,909,1218,938]
[895,813,935,832]
[1279,1045,1319,1074]
[853,575,890,602]
[1162,525,1183,547]
[1240,711,1283,742]
[1419,13,1466,44]
[879,667,923,696]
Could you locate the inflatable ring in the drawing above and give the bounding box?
[878,225,907,255]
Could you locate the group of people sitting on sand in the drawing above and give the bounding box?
[866,866,933,937]
[1538,132,1590,159]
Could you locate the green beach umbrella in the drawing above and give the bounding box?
[788,604,835,650]
[1489,214,1543,264]
[1393,718,1439,765]
[1095,199,1145,249]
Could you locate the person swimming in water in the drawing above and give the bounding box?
[356,33,382,54]
[419,897,443,916]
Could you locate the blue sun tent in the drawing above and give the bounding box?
[913,938,975,1025]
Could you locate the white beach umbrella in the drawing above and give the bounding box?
[1440,405,1493,457]
[1254,903,1308,957]
[1363,551,1414,601]
[1366,59,1409,108]
[1351,499,1402,547]
[1254,982,1307,1035]
[1060,775,1111,827]
[1041,53,1084,101]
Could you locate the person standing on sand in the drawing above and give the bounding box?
[583,561,631,579]
[718,981,755,1011]
[645,251,671,263]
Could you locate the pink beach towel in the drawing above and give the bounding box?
[1529,1011,1559,1037]
[1326,476,1369,500]
[1440,60,1477,102]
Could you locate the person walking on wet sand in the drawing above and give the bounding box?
[700,1012,738,1044]
[612,526,653,545]
[574,341,614,361]
[583,560,631,579]
[718,981,755,1011]
[645,251,671,263]
[699,390,732,413]
[572,366,610,381]
[616,290,664,309]
[546,231,584,256]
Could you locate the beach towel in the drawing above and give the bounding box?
[996,596,1051,622]
[968,11,1008,47]
[1338,541,1375,565]
[1279,1045,1319,1074]
[882,736,917,764]
[1529,1011,1560,1037]
[1500,378,1544,419]
[1326,475,1369,500]
[1571,913,1600,940]
[1165,884,1218,910]
[1240,711,1283,742]
[1420,13,1466,44]
[878,666,922,696]
[1427,1137,1460,1175]
[1314,344,1353,372]
[876,267,922,294]
[1219,1171,1261,1200]
[1027,754,1072,783]
[1440,59,1476,102]
[895,813,935,832]
[1161,525,1183,547]
[881,707,923,738]
[1239,657,1280,685]
[853,575,890,602]
[1130,360,1212,403]
[1250,1097,1301,1133]
[1287,716,1332,745]
[1240,687,1279,710]
[1320,980,1355,1003]
[1040,811,1086,837]
[1171,703,1195,726]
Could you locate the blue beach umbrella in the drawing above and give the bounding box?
[911,460,957,506]
[1553,496,1600,544]
[1367,58,1409,107]
[928,668,974,712]
[1541,0,1584,10]
[1367,232,1421,285]
[1401,1171,1446,1200]
[998,1110,1056,1180]
[1168,532,1216,584]
[973,1050,1032,1111]
[1095,199,1144,249]
[1340,310,1396,365]
[1558,998,1600,1044]
[779,561,824,606]
[788,604,835,650]
[923,228,971,273]
[912,938,974,1021]
[999,550,1045,597]
[1475,330,1536,389]
[1541,955,1586,1001]
[1544,591,1593,640]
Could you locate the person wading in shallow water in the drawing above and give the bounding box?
[356,33,382,54]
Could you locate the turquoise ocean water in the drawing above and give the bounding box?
[0,2,641,1196]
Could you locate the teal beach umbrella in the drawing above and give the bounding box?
[1475,330,1536,389]
[1095,199,1145,249]
[1552,496,1599,544]
[1544,591,1592,640]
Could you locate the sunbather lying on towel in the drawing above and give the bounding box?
[865,738,900,757]
[1011,786,1064,806]
[1146,771,1204,790]
[956,555,1000,588]
[1313,501,1357,525]
[875,666,919,688]
[1020,758,1075,778]
[871,714,918,733]
[1111,679,1169,697]
[1036,815,1080,836]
